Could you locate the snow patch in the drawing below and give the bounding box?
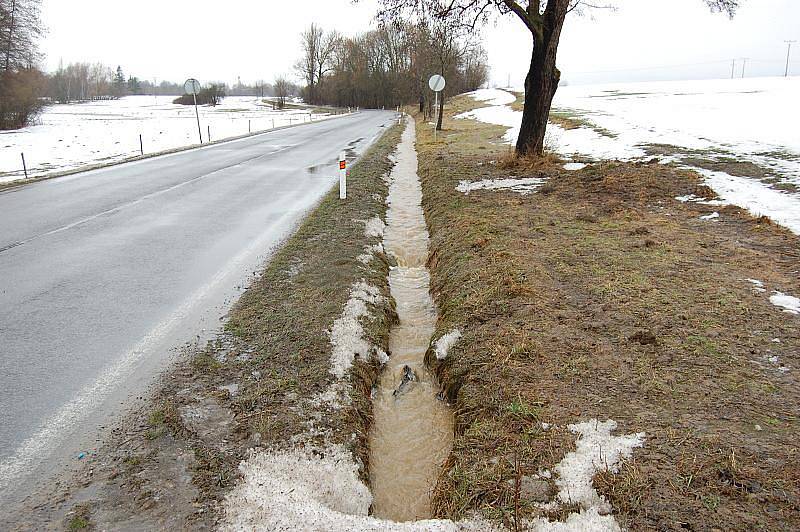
[357,243,384,265]
[693,168,800,235]
[222,444,497,531]
[527,419,644,531]
[329,281,383,379]
[745,278,766,293]
[529,508,622,532]
[553,420,645,513]
[700,212,720,220]
[456,177,546,196]
[770,291,800,315]
[433,329,462,360]
[466,88,517,106]
[563,162,587,171]
[364,217,386,238]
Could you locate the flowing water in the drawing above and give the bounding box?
[368,119,454,521]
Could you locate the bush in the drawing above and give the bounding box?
[172,83,226,106]
[0,68,47,130]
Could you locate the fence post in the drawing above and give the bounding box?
[21,153,28,179]
[139,134,144,156]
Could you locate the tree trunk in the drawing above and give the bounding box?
[515,1,569,156]
[4,0,17,73]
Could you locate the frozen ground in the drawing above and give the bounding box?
[0,96,333,183]
[457,77,800,235]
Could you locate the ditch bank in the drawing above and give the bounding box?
[415,95,800,530]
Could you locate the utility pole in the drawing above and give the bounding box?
[786,41,797,77]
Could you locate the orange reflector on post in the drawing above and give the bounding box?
[339,160,346,170]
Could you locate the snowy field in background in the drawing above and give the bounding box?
[0,96,332,183]
[458,78,800,235]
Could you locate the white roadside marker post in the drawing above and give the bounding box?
[339,152,347,200]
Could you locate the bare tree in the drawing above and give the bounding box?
[296,23,342,105]
[1,0,43,72]
[274,76,290,109]
[294,22,487,111]
[295,23,322,104]
[372,0,740,156]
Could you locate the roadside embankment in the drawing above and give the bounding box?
[416,96,800,530]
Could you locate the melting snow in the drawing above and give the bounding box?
[459,79,800,235]
[465,88,517,106]
[529,420,645,531]
[364,217,386,238]
[693,168,800,235]
[745,279,767,293]
[700,212,720,220]
[530,508,623,532]
[222,445,499,531]
[456,177,546,195]
[563,162,587,171]
[554,420,645,511]
[433,329,462,360]
[770,291,800,315]
[329,281,383,378]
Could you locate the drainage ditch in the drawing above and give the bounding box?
[367,118,454,522]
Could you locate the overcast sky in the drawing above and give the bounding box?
[41,0,799,87]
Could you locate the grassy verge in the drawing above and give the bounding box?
[416,96,800,529]
[10,122,402,530]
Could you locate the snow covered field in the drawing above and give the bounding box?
[0,96,333,183]
[458,78,800,235]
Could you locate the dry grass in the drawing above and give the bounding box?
[416,95,800,530]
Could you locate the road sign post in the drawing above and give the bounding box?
[339,152,347,200]
[428,74,446,140]
[184,78,203,144]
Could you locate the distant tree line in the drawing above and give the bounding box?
[295,20,489,115]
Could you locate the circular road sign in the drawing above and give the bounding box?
[184,78,202,95]
[428,74,446,92]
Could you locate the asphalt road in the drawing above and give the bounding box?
[0,110,395,505]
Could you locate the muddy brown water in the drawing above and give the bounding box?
[368,119,454,521]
